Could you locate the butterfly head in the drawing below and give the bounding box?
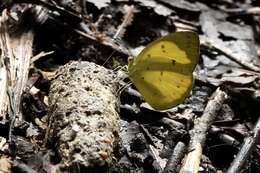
[128,56,134,64]
[127,56,135,71]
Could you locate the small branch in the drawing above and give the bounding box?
[201,41,260,73]
[159,117,185,130]
[12,0,82,24]
[226,116,260,173]
[113,5,135,41]
[140,124,157,148]
[43,103,57,147]
[101,5,135,66]
[30,51,54,65]
[163,142,186,173]
[180,88,228,173]
[73,28,129,56]
[12,0,130,57]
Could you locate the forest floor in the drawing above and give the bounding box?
[0,0,260,173]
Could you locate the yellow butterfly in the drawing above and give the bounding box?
[128,32,199,110]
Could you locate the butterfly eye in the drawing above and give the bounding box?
[161,45,165,49]
[128,56,134,63]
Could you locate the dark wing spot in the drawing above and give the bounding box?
[160,71,163,76]
[172,60,176,65]
[226,69,232,74]
[141,77,145,80]
[216,74,222,79]
[162,50,166,53]
[161,44,165,49]
[180,79,184,82]
[147,67,150,70]
[177,85,180,88]
[147,54,151,58]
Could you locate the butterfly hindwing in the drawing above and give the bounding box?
[131,66,193,110]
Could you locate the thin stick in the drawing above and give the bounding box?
[103,5,135,66]
[180,88,228,173]
[116,81,132,95]
[226,116,260,173]
[163,142,186,173]
[113,5,135,40]
[12,0,130,57]
[43,103,57,147]
[30,51,54,65]
[201,41,260,73]
[12,0,82,23]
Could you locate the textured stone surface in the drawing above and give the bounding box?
[49,61,120,172]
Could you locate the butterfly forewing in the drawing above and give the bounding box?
[128,32,199,110]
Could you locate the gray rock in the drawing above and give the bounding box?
[49,61,120,172]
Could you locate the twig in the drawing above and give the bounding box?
[74,28,129,56]
[180,88,228,173]
[12,0,82,24]
[222,7,260,15]
[43,103,57,147]
[7,88,15,142]
[162,142,186,173]
[149,145,166,171]
[159,117,185,130]
[102,5,135,66]
[30,51,54,65]
[140,124,157,148]
[226,116,260,173]
[113,5,135,41]
[12,0,130,57]
[201,41,260,73]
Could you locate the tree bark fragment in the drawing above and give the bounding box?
[0,10,33,139]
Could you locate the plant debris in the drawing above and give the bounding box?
[0,0,259,173]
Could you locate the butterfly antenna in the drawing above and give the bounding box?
[113,64,128,73]
[102,50,116,66]
[113,65,123,72]
[117,81,132,95]
[112,66,128,85]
